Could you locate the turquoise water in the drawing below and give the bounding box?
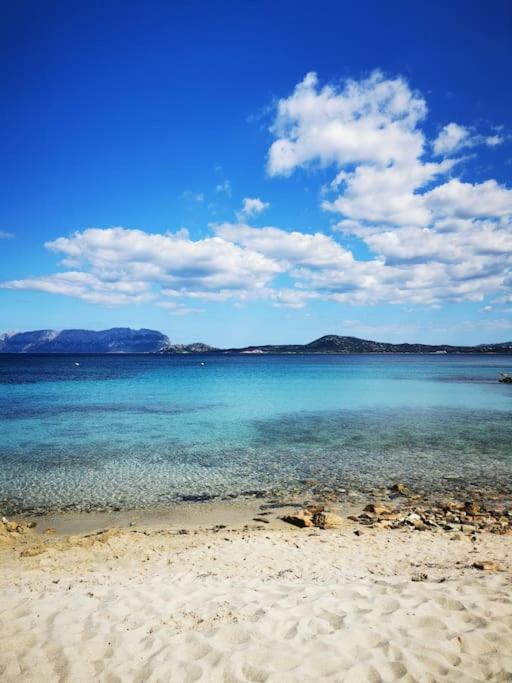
[0,353,511,513]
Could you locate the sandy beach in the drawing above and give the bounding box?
[1,497,511,682]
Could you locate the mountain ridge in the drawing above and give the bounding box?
[0,328,169,353]
[1,329,511,353]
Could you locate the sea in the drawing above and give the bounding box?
[0,353,511,514]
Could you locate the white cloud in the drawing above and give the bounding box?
[432,123,470,155]
[1,271,153,306]
[214,222,353,268]
[424,179,512,219]
[268,70,426,176]
[2,72,511,313]
[486,135,503,147]
[236,197,269,220]
[1,227,282,307]
[432,123,505,156]
[0,230,14,239]
[265,70,512,307]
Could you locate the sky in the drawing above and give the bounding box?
[1,0,511,347]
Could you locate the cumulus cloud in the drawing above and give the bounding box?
[236,197,269,220]
[432,123,505,156]
[432,123,470,155]
[2,71,511,312]
[1,227,282,307]
[424,179,512,219]
[266,70,512,307]
[268,71,426,176]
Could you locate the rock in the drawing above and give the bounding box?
[464,501,481,515]
[312,512,343,529]
[376,519,392,529]
[364,503,391,515]
[303,505,325,515]
[391,483,409,495]
[282,509,314,528]
[473,561,502,571]
[405,512,421,524]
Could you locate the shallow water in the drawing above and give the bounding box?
[0,353,511,513]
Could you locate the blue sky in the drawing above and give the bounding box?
[1,0,511,346]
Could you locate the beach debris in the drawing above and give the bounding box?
[391,483,409,495]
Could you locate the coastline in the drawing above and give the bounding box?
[2,489,511,681]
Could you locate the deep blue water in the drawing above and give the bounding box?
[0,353,511,513]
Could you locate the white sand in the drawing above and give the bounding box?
[1,512,511,682]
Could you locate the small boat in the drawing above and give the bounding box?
[200,362,205,366]
[498,373,512,384]
[74,362,80,366]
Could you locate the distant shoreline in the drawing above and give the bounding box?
[2,350,512,355]
[1,328,512,354]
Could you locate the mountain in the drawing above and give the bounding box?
[219,334,512,354]
[1,330,511,354]
[0,328,169,353]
